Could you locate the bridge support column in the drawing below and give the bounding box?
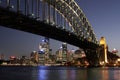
[84,49,100,67]
[99,37,108,66]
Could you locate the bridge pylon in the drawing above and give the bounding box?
[98,36,108,65]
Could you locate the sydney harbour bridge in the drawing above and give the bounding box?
[0,0,119,66]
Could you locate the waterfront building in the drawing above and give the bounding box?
[55,42,68,62]
[20,56,30,65]
[72,49,89,66]
[56,49,63,62]
[30,51,39,64]
[9,56,17,64]
[73,50,85,58]
[56,43,74,63]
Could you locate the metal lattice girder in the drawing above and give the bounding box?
[42,0,98,43]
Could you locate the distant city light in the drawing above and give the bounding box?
[60,46,62,49]
[33,51,36,53]
[38,50,45,54]
[71,49,75,52]
[113,48,117,51]
[40,49,44,52]
[112,48,118,53]
[42,39,45,42]
[10,56,16,60]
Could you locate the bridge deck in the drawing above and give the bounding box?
[0,7,98,49]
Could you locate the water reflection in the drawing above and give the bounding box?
[37,67,100,80]
[101,67,109,80]
[37,66,78,80]
[39,70,47,80]
[36,67,120,80]
[113,69,120,80]
[1,66,120,80]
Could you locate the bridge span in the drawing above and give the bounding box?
[0,0,118,66]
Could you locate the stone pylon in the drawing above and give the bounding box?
[99,36,108,63]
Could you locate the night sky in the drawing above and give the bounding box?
[0,0,120,59]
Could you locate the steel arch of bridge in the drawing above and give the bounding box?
[44,0,98,44]
[0,0,98,46]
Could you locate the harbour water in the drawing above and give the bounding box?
[0,66,120,80]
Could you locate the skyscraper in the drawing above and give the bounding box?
[38,37,50,64]
[62,42,67,62]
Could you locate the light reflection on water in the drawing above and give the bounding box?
[0,66,120,80]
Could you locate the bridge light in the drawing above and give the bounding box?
[11,5,14,9]
[31,13,35,16]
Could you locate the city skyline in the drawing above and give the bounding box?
[0,0,120,59]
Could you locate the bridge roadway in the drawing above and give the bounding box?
[0,6,99,50]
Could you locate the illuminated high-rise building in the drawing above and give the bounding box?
[56,49,63,62]
[55,43,68,62]
[62,42,67,62]
[38,37,50,64]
